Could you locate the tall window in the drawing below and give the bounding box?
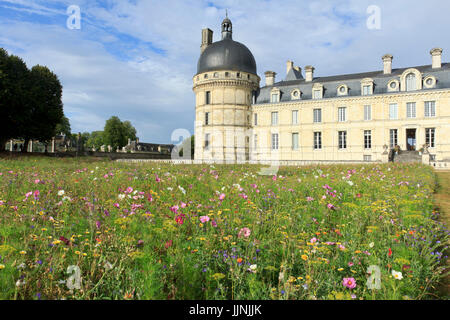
[314,132,322,150]
[271,112,278,126]
[425,101,436,117]
[254,113,258,126]
[338,131,347,149]
[292,110,298,125]
[313,109,322,123]
[338,107,347,122]
[205,112,210,125]
[205,91,211,105]
[271,133,279,150]
[406,102,416,118]
[389,103,398,120]
[390,129,398,148]
[271,93,279,103]
[362,85,371,96]
[254,134,258,150]
[364,105,372,121]
[205,133,210,149]
[292,133,299,150]
[426,128,435,148]
[364,130,372,149]
[406,73,416,91]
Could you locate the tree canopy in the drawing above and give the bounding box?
[102,116,138,150]
[0,48,65,151]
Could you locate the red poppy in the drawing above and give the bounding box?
[388,248,392,257]
[165,240,173,249]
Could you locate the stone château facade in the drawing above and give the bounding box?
[194,17,450,163]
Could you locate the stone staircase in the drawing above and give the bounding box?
[393,151,422,163]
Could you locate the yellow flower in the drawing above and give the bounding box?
[337,268,344,271]
[20,251,26,255]
[0,264,5,270]
[75,251,81,255]
[301,254,308,261]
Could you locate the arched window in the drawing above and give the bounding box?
[406,73,416,91]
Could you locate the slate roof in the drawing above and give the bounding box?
[254,63,450,104]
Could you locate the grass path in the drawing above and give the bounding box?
[434,171,450,298]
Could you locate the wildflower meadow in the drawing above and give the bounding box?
[0,158,448,300]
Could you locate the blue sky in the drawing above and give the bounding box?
[1,0,449,143]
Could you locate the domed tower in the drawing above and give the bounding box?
[193,16,260,162]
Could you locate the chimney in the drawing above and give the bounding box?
[286,60,294,74]
[382,54,393,74]
[430,48,443,69]
[305,66,315,82]
[201,28,213,53]
[265,71,276,86]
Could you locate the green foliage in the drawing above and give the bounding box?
[55,116,71,137]
[103,116,137,150]
[86,131,104,150]
[0,49,64,150]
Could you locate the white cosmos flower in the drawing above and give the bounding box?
[347,181,354,186]
[58,190,65,196]
[118,194,125,200]
[392,270,403,280]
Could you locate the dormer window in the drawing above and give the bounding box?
[337,85,348,96]
[400,69,422,92]
[387,79,399,92]
[291,89,301,100]
[213,72,219,78]
[225,72,230,77]
[423,76,436,89]
[406,73,416,91]
[312,83,323,99]
[361,78,374,96]
[204,74,208,79]
[270,88,280,103]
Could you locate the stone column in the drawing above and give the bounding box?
[52,138,55,153]
[9,140,13,151]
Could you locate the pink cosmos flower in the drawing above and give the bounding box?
[348,262,354,267]
[327,203,335,210]
[126,187,133,194]
[219,193,226,201]
[199,216,210,223]
[342,277,357,289]
[114,203,120,208]
[238,227,251,238]
[272,175,277,181]
[33,190,40,199]
[306,197,314,202]
[211,220,217,227]
[175,214,185,225]
[310,237,318,244]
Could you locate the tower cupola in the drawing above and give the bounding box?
[221,13,232,40]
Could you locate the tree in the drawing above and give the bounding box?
[103,117,137,151]
[122,120,137,141]
[0,49,30,151]
[86,131,104,150]
[55,115,71,136]
[20,65,64,152]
